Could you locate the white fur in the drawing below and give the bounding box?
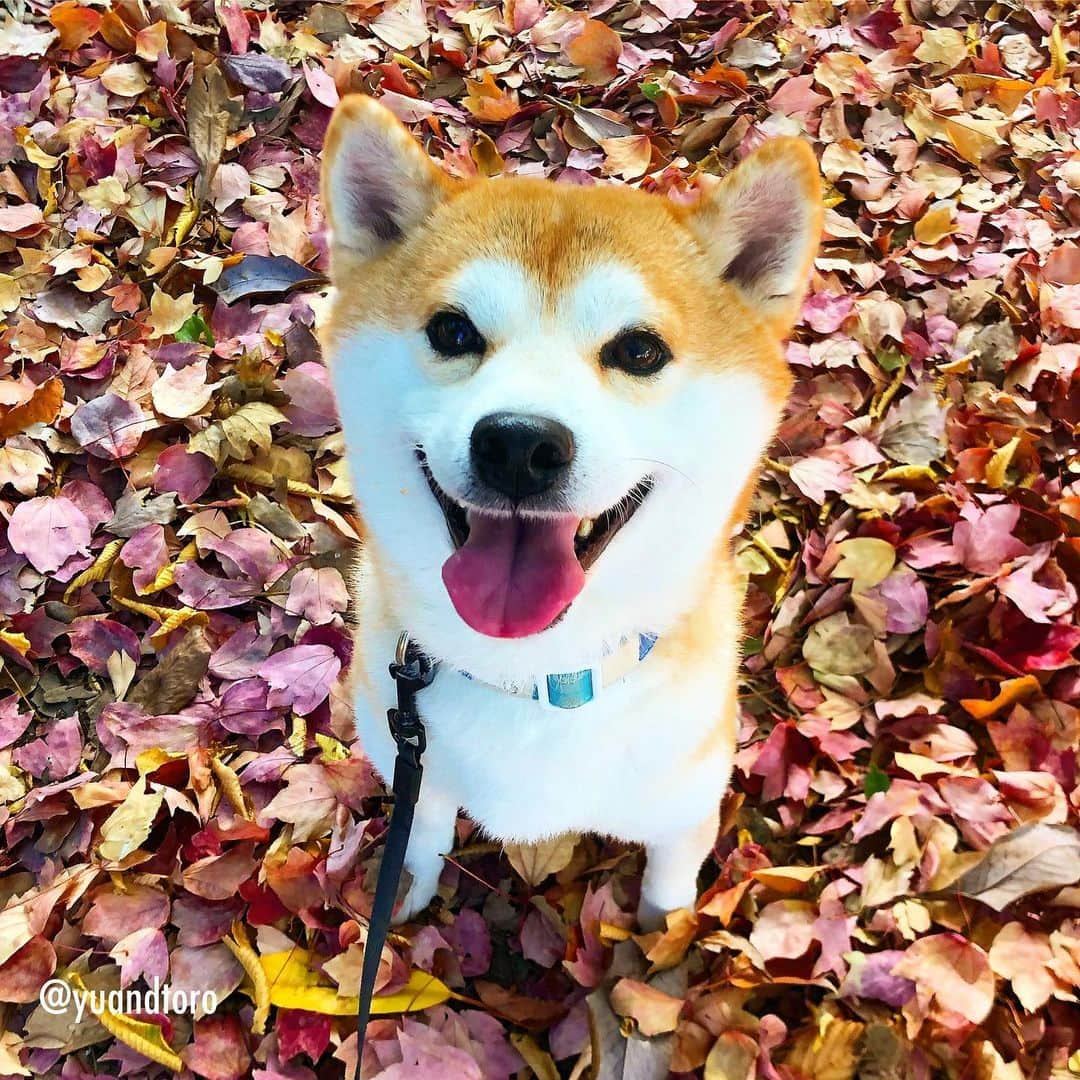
[329,258,776,924]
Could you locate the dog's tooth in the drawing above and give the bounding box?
[576,518,594,540]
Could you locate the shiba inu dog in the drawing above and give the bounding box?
[320,95,821,927]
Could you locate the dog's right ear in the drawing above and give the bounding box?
[322,95,455,258]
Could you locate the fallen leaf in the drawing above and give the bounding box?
[505,834,578,887]
[954,823,1080,910]
[259,949,450,1015]
[211,254,326,305]
[566,19,623,85]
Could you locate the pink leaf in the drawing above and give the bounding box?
[258,644,341,716]
[7,495,91,573]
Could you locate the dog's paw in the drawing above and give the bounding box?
[392,860,442,924]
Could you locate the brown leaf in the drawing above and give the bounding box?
[0,377,63,438]
[504,834,578,886]
[543,96,633,144]
[703,1031,757,1079]
[954,823,1080,911]
[588,984,673,1080]
[470,131,504,177]
[187,63,242,202]
[783,1011,863,1080]
[600,135,653,180]
[509,1033,560,1080]
[127,626,212,714]
[609,978,683,1036]
[474,981,567,1029]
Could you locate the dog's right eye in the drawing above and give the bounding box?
[425,310,485,358]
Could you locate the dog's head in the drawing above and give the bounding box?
[320,96,820,670]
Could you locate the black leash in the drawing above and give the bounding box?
[354,633,435,1080]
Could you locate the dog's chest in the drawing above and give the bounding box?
[354,643,734,844]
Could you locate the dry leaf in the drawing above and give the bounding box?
[505,834,578,886]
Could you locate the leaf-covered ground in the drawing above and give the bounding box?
[1,1,1079,1077]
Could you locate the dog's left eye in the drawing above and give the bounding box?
[426,310,485,357]
[601,329,672,376]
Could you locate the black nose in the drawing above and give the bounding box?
[470,412,575,501]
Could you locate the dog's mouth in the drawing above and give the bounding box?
[417,451,652,639]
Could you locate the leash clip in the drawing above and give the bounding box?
[387,632,435,766]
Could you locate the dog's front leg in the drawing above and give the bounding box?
[637,810,719,931]
[393,788,456,924]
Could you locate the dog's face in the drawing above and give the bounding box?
[320,97,820,668]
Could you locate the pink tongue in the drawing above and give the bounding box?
[442,511,585,638]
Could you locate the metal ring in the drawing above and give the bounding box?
[395,631,410,666]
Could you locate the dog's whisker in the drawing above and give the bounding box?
[621,456,697,486]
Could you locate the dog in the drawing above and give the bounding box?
[319,95,821,927]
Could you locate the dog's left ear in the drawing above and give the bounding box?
[322,94,456,258]
[686,137,822,334]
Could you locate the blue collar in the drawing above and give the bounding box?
[457,633,658,710]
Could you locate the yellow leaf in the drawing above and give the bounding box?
[0,273,19,313]
[943,116,1004,166]
[877,465,938,484]
[225,922,270,1034]
[951,74,1034,116]
[146,287,198,339]
[0,630,30,657]
[751,865,824,894]
[74,263,111,293]
[66,973,182,1072]
[315,733,349,761]
[224,463,323,498]
[210,754,252,821]
[170,189,199,246]
[64,538,123,601]
[960,675,1041,720]
[913,200,955,245]
[141,540,198,595]
[470,130,504,177]
[1049,22,1067,80]
[705,1030,758,1079]
[16,129,60,168]
[893,752,965,779]
[913,27,966,72]
[100,62,150,97]
[288,713,307,757]
[985,435,1020,489]
[150,607,208,647]
[783,1010,862,1080]
[510,1033,560,1080]
[98,784,164,861]
[258,948,451,1016]
[832,538,896,593]
[111,595,209,647]
[136,748,186,775]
